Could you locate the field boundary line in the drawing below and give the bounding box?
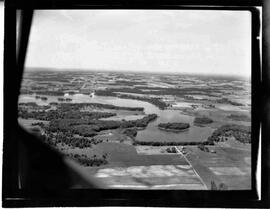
[174,146,208,190]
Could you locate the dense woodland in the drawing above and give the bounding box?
[158,122,190,130]
[20,102,157,150]
[67,153,108,167]
[19,109,116,121]
[18,102,144,121]
[46,114,157,137]
[19,102,157,151]
[39,113,157,149]
[121,128,138,138]
[207,124,251,144]
[193,116,213,125]
[45,131,100,148]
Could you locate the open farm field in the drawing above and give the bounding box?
[184,144,251,190]
[62,142,206,189]
[61,142,188,167]
[75,142,205,189]
[93,130,133,144]
[135,146,179,155]
[180,107,251,129]
[93,164,207,189]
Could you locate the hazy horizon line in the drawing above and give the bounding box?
[25,66,251,79]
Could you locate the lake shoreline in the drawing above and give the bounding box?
[19,93,215,143]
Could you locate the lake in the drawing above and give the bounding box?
[19,94,214,142]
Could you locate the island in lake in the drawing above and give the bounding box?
[158,122,190,132]
[193,116,213,126]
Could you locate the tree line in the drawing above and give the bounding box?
[67,153,108,167]
[133,140,213,146]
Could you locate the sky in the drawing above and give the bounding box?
[25,10,251,77]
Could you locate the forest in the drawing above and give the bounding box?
[207,124,251,144]
[193,116,213,125]
[158,122,190,130]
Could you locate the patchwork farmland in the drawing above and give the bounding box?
[18,70,251,190]
[92,145,207,189]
